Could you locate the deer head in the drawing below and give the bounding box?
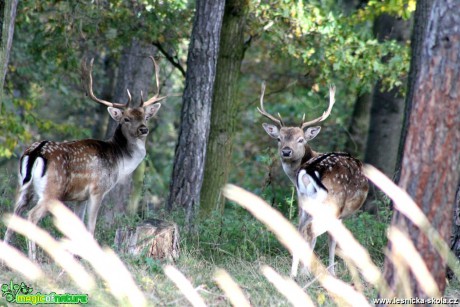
[259,82,335,164]
[4,56,170,261]
[81,56,166,142]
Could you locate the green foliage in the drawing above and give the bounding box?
[248,0,412,94]
[357,0,416,21]
[0,0,191,159]
[0,93,89,158]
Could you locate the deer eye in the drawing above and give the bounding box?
[124,118,130,123]
[277,137,281,142]
[298,138,304,143]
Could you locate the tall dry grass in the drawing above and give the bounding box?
[0,165,458,306]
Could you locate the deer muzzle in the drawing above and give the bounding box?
[281,147,293,158]
[138,125,149,136]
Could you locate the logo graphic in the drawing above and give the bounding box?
[1,280,88,305]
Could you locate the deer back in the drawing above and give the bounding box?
[18,101,161,202]
[297,152,369,219]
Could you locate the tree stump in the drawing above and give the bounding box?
[114,219,180,261]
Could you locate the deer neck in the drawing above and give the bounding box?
[282,146,319,185]
[109,125,147,179]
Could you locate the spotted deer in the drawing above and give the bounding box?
[258,83,368,277]
[4,56,167,261]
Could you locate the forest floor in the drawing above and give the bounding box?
[1,247,460,306]
[1,206,460,306]
[0,169,459,306]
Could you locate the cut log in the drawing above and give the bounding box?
[114,219,180,261]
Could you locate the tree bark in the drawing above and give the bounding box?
[394,0,434,182]
[91,56,116,140]
[0,0,18,110]
[383,0,460,297]
[115,219,180,261]
[167,0,225,226]
[448,184,460,279]
[102,39,156,224]
[199,0,248,218]
[364,13,412,176]
[344,92,371,158]
[363,13,411,212]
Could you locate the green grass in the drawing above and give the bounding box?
[1,170,459,306]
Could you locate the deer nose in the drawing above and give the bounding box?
[138,126,149,135]
[281,147,292,157]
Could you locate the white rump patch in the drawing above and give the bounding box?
[297,170,327,201]
[19,155,29,185]
[32,157,48,198]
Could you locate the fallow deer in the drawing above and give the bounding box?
[4,56,167,261]
[258,83,368,277]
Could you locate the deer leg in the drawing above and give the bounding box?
[300,237,317,275]
[291,237,317,277]
[291,255,300,278]
[86,194,103,236]
[292,209,316,277]
[73,201,87,223]
[327,233,337,276]
[27,199,49,261]
[4,187,34,245]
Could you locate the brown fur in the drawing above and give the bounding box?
[4,103,161,261]
[294,152,369,276]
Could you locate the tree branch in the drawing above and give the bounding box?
[152,41,186,78]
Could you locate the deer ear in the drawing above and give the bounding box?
[145,103,161,121]
[262,123,280,139]
[304,126,321,141]
[107,107,124,121]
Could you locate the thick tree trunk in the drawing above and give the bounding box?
[394,0,434,182]
[199,0,248,218]
[102,39,156,224]
[448,185,460,279]
[167,0,225,226]
[0,0,17,109]
[91,57,116,140]
[365,84,405,178]
[383,0,460,298]
[365,13,412,173]
[363,14,411,212]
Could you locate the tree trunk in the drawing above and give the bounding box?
[0,0,18,110]
[344,92,371,158]
[394,0,434,182]
[102,39,156,224]
[199,0,248,218]
[448,184,460,279]
[167,0,225,226]
[341,0,365,15]
[383,0,460,298]
[363,14,411,212]
[91,57,116,140]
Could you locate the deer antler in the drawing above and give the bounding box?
[81,59,129,109]
[141,56,168,107]
[300,84,336,129]
[257,81,285,127]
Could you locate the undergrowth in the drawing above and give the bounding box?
[0,169,439,305]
